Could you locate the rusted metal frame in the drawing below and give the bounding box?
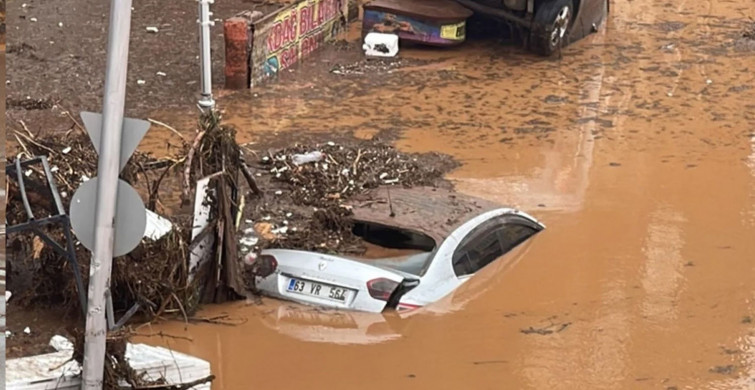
[6,157,88,317]
[14,158,34,220]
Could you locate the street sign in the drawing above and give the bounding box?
[70,177,147,257]
[69,112,150,257]
[80,112,151,172]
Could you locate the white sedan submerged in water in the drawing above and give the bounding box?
[253,188,545,313]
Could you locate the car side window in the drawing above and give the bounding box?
[452,219,538,277]
[498,224,538,253]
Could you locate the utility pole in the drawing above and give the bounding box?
[198,0,215,110]
[81,0,133,387]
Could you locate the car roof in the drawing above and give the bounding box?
[347,187,504,247]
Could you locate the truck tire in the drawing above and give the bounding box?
[529,0,574,56]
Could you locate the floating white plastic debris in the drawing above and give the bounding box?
[49,335,74,352]
[6,342,212,390]
[5,331,12,337]
[58,22,63,27]
[706,79,712,85]
[137,80,146,85]
[24,170,32,177]
[291,151,324,166]
[81,175,90,182]
[286,212,293,218]
[156,71,167,77]
[62,146,72,154]
[275,190,283,195]
[30,17,38,22]
[188,176,215,285]
[272,226,288,235]
[327,141,336,146]
[146,26,159,33]
[23,327,31,335]
[379,172,388,179]
[6,290,12,302]
[143,210,173,241]
[363,32,399,57]
[239,234,259,247]
[50,166,59,173]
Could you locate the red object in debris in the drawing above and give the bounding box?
[224,17,250,90]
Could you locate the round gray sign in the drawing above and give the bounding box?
[70,177,147,257]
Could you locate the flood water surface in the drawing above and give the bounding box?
[137,0,755,388]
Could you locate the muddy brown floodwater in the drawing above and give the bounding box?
[132,0,755,389]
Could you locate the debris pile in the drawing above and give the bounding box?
[6,125,196,318]
[265,141,453,203]
[6,118,216,389]
[8,127,147,219]
[242,139,457,255]
[330,57,422,75]
[181,109,248,304]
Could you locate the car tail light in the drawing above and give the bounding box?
[366,278,399,301]
[255,254,278,277]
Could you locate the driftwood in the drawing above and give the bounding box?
[182,109,248,304]
[181,130,206,206]
[239,160,261,196]
[132,375,216,390]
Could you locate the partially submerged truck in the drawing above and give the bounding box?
[457,0,610,55]
[362,0,610,56]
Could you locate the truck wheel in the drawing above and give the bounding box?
[529,0,574,56]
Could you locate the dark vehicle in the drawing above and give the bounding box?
[455,0,610,55]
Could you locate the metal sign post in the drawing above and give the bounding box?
[198,0,215,110]
[81,0,134,387]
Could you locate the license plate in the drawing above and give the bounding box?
[440,22,466,40]
[287,278,350,302]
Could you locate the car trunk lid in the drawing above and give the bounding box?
[259,249,406,312]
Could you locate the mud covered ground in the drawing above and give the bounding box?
[138,2,754,390]
[5,0,755,389]
[4,0,287,137]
